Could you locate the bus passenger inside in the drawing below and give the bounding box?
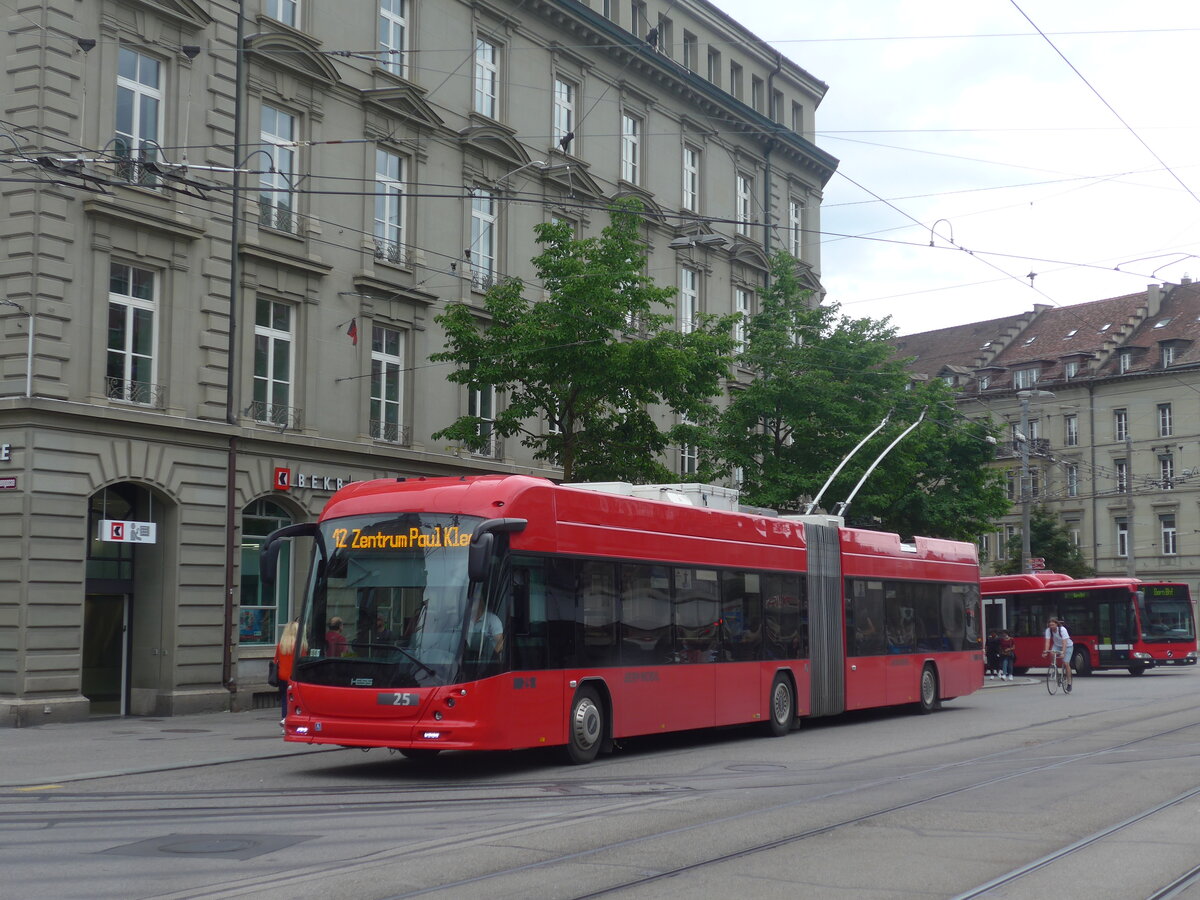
[467,596,504,657]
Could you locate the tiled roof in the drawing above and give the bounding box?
[894,282,1200,391]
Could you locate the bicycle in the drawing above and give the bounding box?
[1045,650,1065,695]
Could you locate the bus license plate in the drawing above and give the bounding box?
[377,692,419,706]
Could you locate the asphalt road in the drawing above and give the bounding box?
[4,667,1200,900]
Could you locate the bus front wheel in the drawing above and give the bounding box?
[917,665,939,714]
[565,686,604,765]
[1128,663,1147,676]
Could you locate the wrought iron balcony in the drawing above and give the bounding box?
[373,239,408,267]
[246,400,303,430]
[370,420,410,445]
[258,202,302,234]
[105,376,166,408]
[470,268,496,291]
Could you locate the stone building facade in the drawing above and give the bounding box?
[897,281,1200,592]
[0,0,836,723]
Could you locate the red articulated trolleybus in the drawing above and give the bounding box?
[981,573,1197,676]
[261,475,983,763]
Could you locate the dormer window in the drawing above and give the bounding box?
[1064,360,1079,380]
[978,374,990,390]
[1154,318,1172,328]
[1162,345,1176,367]
[1118,351,1132,374]
[1013,367,1040,389]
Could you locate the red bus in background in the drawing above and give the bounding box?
[262,475,983,764]
[981,573,1198,676]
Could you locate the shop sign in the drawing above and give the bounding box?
[100,519,158,543]
[273,466,351,493]
[0,476,15,490]
[0,443,10,461]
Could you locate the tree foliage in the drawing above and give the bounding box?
[431,202,737,482]
[992,505,1095,577]
[716,252,1008,540]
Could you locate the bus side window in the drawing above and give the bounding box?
[545,557,578,669]
[508,561,547,671]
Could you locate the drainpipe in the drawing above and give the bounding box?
[222,0,248,698]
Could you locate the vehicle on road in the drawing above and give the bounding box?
[982,573,1197,676]
[262,475,983,763]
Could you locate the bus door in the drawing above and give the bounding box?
[983,596,1007,633]
[1097,595,1135,667]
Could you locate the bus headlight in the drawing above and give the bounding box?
[1132,651,1151,659]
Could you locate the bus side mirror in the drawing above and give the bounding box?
[468,532,494,583]
[260,522,319,589]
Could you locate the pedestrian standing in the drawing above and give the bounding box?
[274,620,300,725]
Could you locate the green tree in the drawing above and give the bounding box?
[432,202,737,482]
[993,505,1095,577]
[717,252,1008,540]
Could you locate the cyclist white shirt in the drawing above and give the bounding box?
[1045,624,1073,655]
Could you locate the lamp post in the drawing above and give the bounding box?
[1017,389,1055,573]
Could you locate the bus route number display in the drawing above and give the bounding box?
[332,524,472,550]
[1148,586,1180,598]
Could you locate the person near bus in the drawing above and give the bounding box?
[274,620,300,723]
[325,616,348,658]
[998,629,1016,681]
[985,629,1001,679]
[1042,617,1073,692]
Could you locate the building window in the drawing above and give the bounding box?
[681,145,700,212]
[1013,367,1039,389]
[267,0,298,28]
[106,262,158,406]
[552,77,576,148]
[1115,458,1128,494]
[1160,456,1175,490]
[1158,402,1172,437]
[978,374,990,390]
[1030,467,1041,499]
[1005,470,1016,501]
[470,385,498,456]
[682,31,698,70]
[750,75,764,112]
[679,267,699,334]
[735,173,753,236]
[1116,518,1129,558]
[630,0,646,38]
[253,298,294,427]
[239,499,294,646]
[655,13,672,54]
[1065,414,1078,447]
[371,325,405,443]
[707,48,721,85]
[770,89,784,123]
[1065,463,1079,498]
[259,105,297,232]
[791,101,804,134]
[379,0,408,77]
[1161,515,1178,555]
[788,198,803,258]
[1064,360,1079,380]
[374,148,407,266]
[734,287,751,352]
[729,61,743,100]
[1066,520,1081,547]
[1118,351,1132,373]
[473,38,499,118]
[603,0,617,21]
[1162,345,1176,367]
[1113,408,1128,442]
[680,441,698,476]
[620,112,642,184]
[114,47,162,185]
[469,189,497,289]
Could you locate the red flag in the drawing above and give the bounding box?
[346,318,358,346]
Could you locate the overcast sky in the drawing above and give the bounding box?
[707,0,1200,336]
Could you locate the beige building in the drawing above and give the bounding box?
[0,0,836,723]
[897,281,1200,591]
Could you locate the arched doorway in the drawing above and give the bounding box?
[84,482,169,716]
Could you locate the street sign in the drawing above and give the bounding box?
[1027,557,1046,570]
[99,519,157,543]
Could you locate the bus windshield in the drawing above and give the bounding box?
[292,513,484,689]
[1137,586,1196,643]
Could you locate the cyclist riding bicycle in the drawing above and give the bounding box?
[1042,616,1073,693]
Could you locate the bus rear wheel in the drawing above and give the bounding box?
[766,674,795,737]
[917,665,939,714]
[565,685,604,765]
[1071,647,1091,677]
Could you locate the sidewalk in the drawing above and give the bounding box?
[0,708,331,789]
